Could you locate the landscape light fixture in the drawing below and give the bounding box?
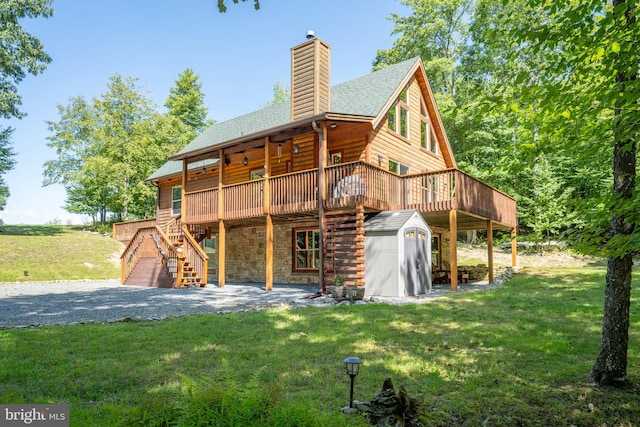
[343,356,362,408]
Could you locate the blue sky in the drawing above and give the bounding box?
[2,0,408,224]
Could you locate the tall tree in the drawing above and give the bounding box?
[165,68,212,140]
[45,70,215,223]
[0,128,17,210]
[493,0,639,385]
[44,76,164,222]
[0,0,52,119]
[0,0,53,212]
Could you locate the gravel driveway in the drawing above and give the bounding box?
[0,280,320,329]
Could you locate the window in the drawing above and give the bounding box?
[420,98,438,154]
[250,169,265,180]
[389,159,410,175]
[431,234,441,270]
[387,86,409,139]
[330,151,343,165]
[294,228,320,271]
[171,186,182,216]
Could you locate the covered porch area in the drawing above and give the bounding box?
[425,208,517,291]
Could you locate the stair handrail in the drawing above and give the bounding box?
[120,226,155,284]
[120,225,180,285]
[180,224,209,286]
[151,225,181,284]
[163,217,184,246]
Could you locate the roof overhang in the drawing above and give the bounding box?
[168,112,374,163]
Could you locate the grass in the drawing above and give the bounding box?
[1,267,639,426]
[0,225,123,282]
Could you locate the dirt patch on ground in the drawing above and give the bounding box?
[457,245,607,269]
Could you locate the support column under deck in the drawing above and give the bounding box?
[487,220,494,283]
[218,220,226,287]
[449,209,458,291]
[511,227,518,268]
[265,214,273,291]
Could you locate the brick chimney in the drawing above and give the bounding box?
[290,31,330,121]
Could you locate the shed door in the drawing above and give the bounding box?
[404,228,430,296]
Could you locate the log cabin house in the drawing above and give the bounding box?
[114,34,517,294]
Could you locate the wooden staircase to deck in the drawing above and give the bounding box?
[322,206,365,288]
[171,239,205,288]
[120,221,208,289]
[124,257,174,288]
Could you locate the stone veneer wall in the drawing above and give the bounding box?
[225,220,320,284]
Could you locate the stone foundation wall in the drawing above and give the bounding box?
[224,220,319,284]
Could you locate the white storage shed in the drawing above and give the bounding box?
[364,210,432,297]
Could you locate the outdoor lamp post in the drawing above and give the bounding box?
[343,356,362,408]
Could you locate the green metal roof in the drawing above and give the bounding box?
[149,57,421,181]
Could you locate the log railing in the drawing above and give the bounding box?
[180,161,516,227]
[113,218,157,243]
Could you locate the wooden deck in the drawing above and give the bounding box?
[181,162,516,230]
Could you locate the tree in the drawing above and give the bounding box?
[217,0,260,12]
[45,70,214,223]
[0,128,17,210]
[264,82,289,107]
[165,68,212,136]
[0,0,53,212]
[492,0,639,385]
[44,76,164,222]
[0,0,53,120]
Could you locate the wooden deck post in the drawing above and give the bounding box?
[264,137,273,291]
[266,214,273,291]
[449,209,458,291]
[511,227,517,268]
[181,159,188,218]
[218,220,226,287]
[315,121,327,293]
[218,148,226,288]
[487,220,494,283]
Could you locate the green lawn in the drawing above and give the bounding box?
[1,267,638,426]
[0,225,123,282]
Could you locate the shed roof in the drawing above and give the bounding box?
[364,209,428,233]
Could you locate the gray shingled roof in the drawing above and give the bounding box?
[365,209,425,232]
[149,57,421,181]
[147,158,219,181]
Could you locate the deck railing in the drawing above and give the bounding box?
[223,180,265,220]
[184,188,219,224]
[113,218,157,243]
[271,169,318,215]
[181,161,516,227]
